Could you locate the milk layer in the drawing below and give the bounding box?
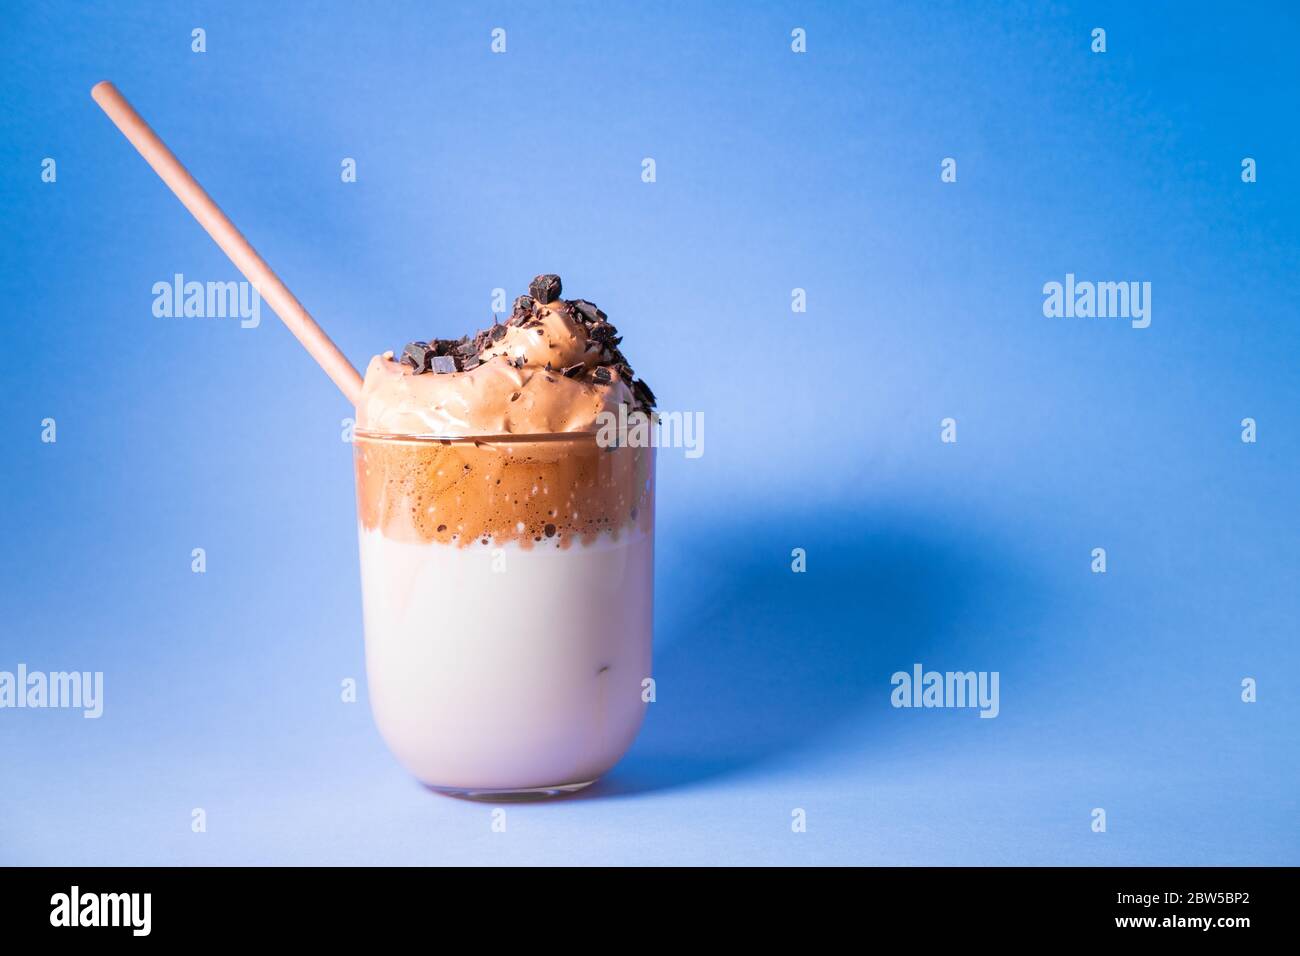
[358,527,653,791]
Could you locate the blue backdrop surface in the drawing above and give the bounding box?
[1,1,1296,865]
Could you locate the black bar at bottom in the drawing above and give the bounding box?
[0,866,1283,939]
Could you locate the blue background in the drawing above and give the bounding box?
[2,0,1297,865]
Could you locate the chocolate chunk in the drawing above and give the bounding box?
[588,322,620,346]
[592,367,612,385]
[508,302,533,327]
[430,355,457,374]
[562,363,584,378]
[572,299,605,323]
[513,355,525,369]
[460,355,481,371]
[401,341,432,373]
[544,523,556,537]
[529,274,562,304]
[632,379,656,407]
[490,323,507,342]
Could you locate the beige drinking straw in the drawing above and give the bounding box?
[91,81,364,406]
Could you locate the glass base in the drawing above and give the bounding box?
[429,779,597,802]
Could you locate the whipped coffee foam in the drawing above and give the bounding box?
[355,275,655,438]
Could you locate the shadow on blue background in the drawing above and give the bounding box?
[582,508,1030,798]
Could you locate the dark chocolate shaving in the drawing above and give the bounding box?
[632,379,656,407]
[572,299,605,323]
[588,322,619,346]
[401,341,433,373]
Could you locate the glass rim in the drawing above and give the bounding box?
[352,428,615,446]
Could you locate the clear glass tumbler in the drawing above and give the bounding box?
[353,430,654,798]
